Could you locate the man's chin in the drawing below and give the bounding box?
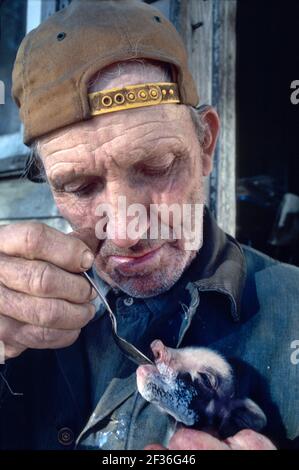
[94,249,198,298]
[109,269,186,298]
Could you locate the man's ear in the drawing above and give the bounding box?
[219,398,267,439]
[25,150,46,183]
[194,106,220,177]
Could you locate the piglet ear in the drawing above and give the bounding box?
[219,398,267,439]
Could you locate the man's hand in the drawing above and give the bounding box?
[0,222,97,360]
[145,428,277,450]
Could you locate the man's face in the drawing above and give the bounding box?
[39,104,213,297]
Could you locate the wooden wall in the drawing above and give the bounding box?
[175,0,237,236]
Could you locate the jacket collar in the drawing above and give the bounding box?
[188,207,246,321]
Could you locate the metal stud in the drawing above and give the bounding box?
[138,90,148,100]
[114,93,125,105]
[150,89,158,99]
[127,92,136,102]
[102,95,113,107]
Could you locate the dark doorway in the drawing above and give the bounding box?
[236,0,299,265]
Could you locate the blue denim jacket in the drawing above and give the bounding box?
[0,209,298,449]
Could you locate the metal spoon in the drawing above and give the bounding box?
[83,272,154,366]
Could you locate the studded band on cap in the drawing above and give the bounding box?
[88,82,180,116]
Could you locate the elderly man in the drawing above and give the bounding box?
[0,0,297,450]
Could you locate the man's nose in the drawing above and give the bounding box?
[105,186,150,249]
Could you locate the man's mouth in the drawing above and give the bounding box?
[109,245,163,275]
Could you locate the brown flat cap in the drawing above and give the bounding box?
[12,0,199,145]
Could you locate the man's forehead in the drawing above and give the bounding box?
[40,104,191,162]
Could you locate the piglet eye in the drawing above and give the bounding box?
[198,372,217,390]
[177,372,193,384]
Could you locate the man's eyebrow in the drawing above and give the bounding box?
[47,159,106,188]
[132,152,178,169]
[49,171,88,189]
[128,143,187,165]
[48,143,187,187]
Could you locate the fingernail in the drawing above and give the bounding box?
[81,250,94,270]
[90,288,98,300]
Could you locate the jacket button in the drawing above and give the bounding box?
[58,427,74,446]
[124,297,134,306]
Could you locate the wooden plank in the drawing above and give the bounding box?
[210,0,237,236]
[179,0,213,206]
[41,0,56,20]
[0,178,59,219]
[189,0,213,105]
[177,0,213,104]
[0,177,71,232]
[175,0,236,236]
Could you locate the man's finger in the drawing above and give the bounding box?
[0,254,96,303]
[0,314,81,351]
[0,283,95,330]
[168,428,229,450]
[4,344,27,360]
[0,223,94,273]
[225,429,277,450]
[68,227,100,254]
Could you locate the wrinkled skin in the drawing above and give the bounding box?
[39,104,215,298]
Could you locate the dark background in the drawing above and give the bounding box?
[236,0,299,264]
[237,0,299,193]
